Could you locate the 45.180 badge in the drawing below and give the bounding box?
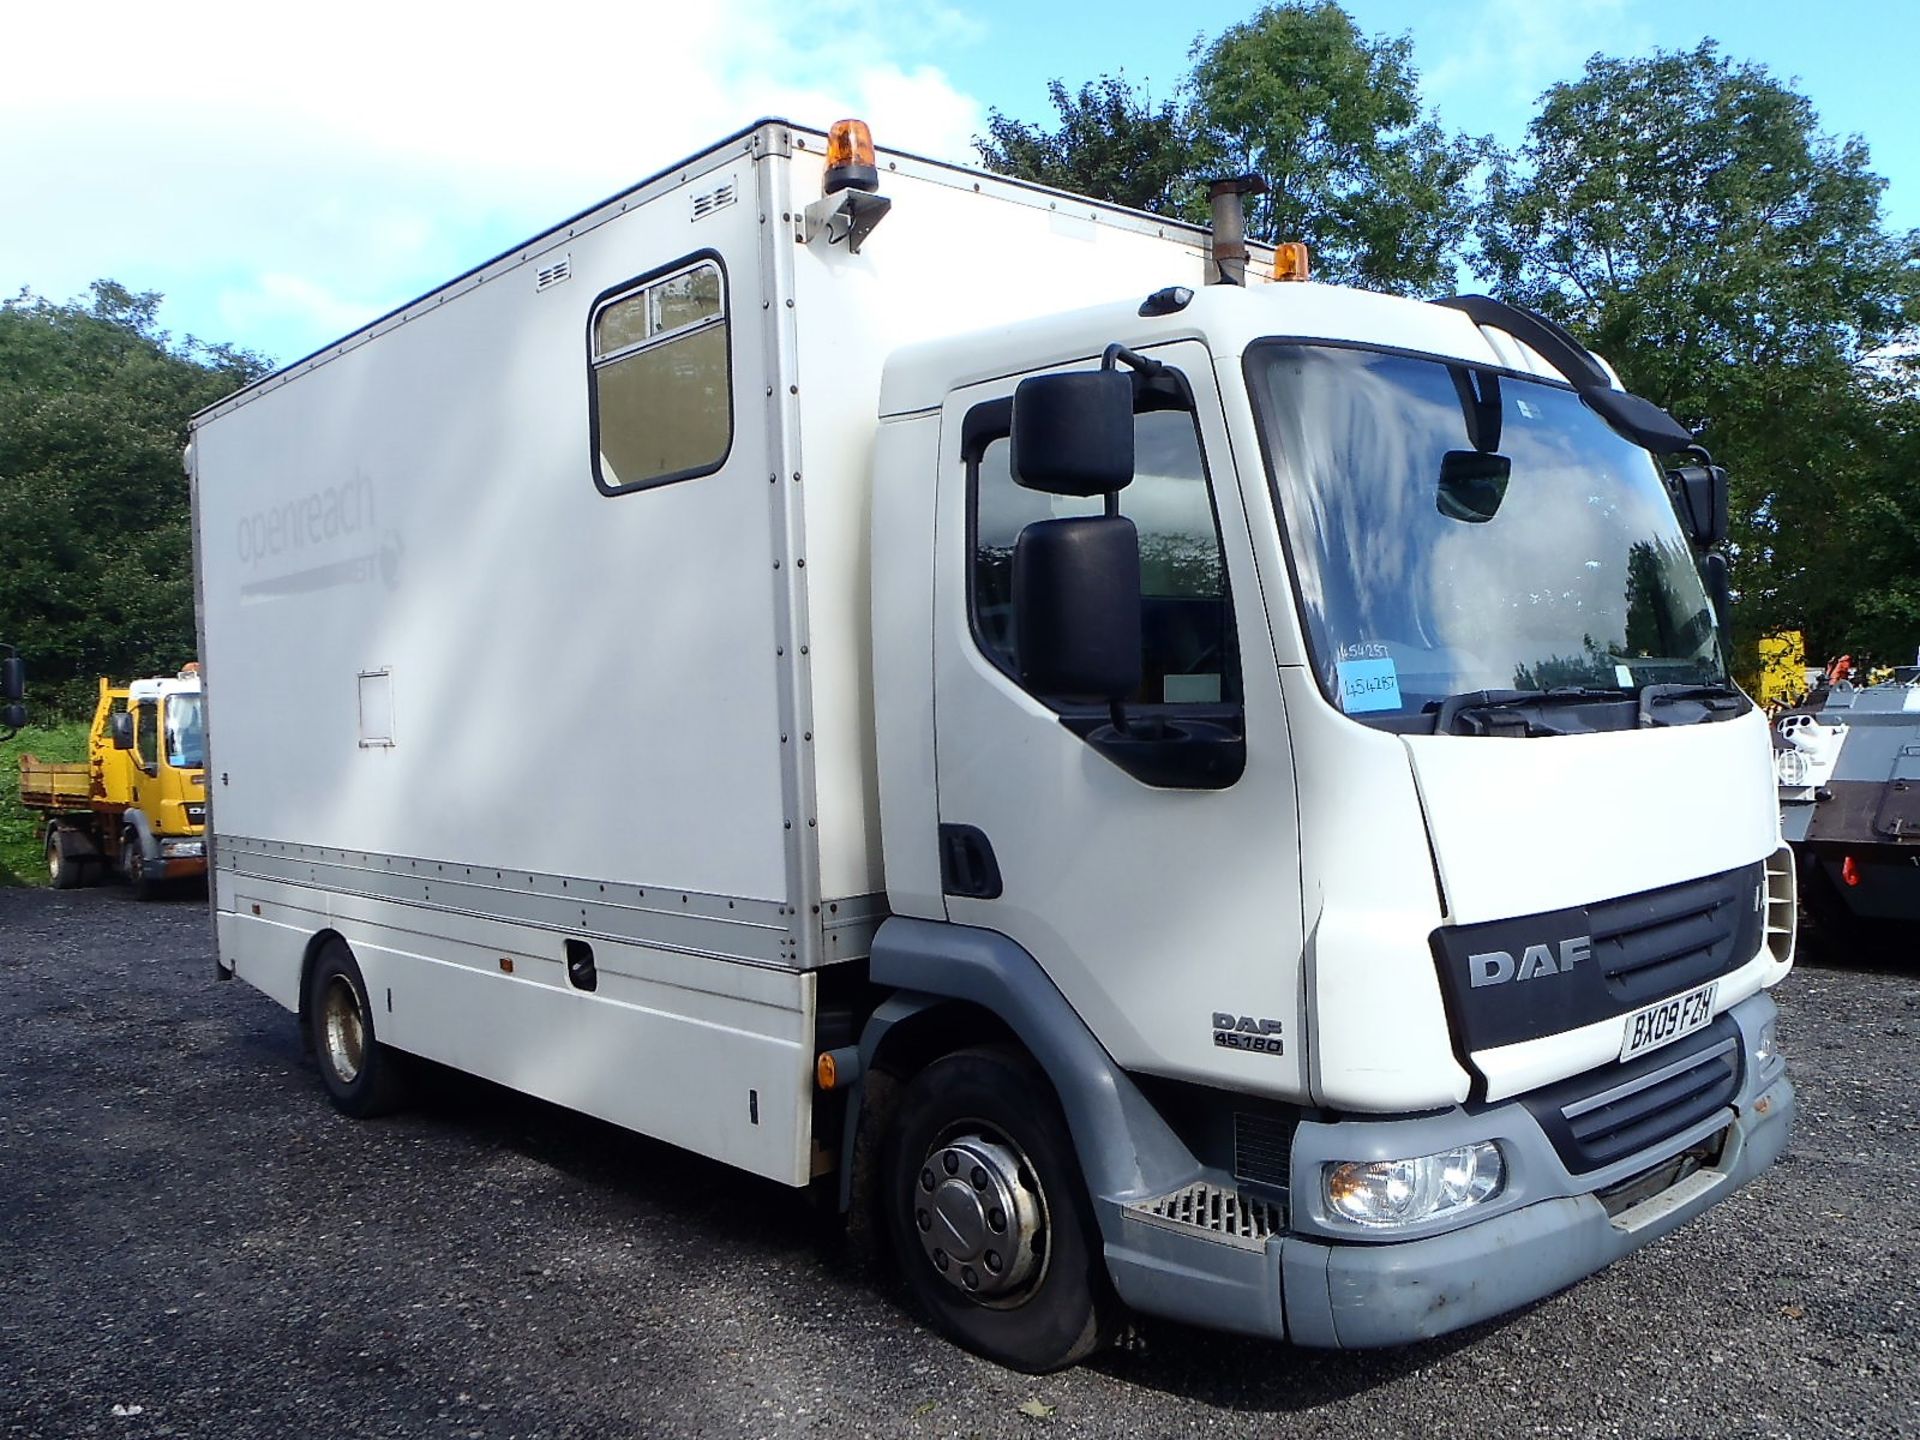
[1212,1012,1284,1055]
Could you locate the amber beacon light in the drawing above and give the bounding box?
[824,119,880,194]
[1273,241,1311,282]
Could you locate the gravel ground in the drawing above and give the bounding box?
[1,886,1915,1440]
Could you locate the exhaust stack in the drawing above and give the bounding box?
[1206,175,1269,287]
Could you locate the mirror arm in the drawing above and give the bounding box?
[1101,343,1164,377]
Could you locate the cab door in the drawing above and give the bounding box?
[131,697,162,811]
[931,339,1306,1095]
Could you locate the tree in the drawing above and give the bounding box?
[0,281,270,715]
[976,75,1200,219]
[1186,2,1484,292]
[1478,43,1920,663]
[974,4,1482,294]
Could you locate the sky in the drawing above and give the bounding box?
[3,0,1915,368]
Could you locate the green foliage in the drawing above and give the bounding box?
[976,75,1201,219]
[1476,42,1920,664]
[974,3,1485,293]
[0,281,269,715]
[1187,2,1485,292]
[0,718,89,885]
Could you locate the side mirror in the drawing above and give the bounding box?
[1013,516,1141,700]
[1010,370,1135,496]
[1701,551,1733,636]
[0,656,23,703]
[1666,460,1729,550]
[110,711,134,750]
[1436,451,1511,524]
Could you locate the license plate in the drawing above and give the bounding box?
[1619,980,1719,1063]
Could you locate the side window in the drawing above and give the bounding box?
[589,256,730,493]
[135,699,159,770]
[970,389,1239,706]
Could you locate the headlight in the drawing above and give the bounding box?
[1773,749,1808,787]
[1324,1142,1504,1229]
[160,838,206,858]
[1755,1018,1779,1066]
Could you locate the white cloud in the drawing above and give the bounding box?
[1421,0,1652,119]
[0,0,988,361]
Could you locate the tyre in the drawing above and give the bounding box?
[881,1046,1117,1371]
[120,828,160,901]
[304,938,410,1118]
[46,830,84,890]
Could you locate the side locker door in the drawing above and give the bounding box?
[931,339,1308,1096]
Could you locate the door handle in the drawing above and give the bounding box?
[939,823,1003,899]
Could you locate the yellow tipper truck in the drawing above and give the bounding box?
[19,669,208,895]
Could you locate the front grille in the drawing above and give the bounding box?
[1127,1183,1284,1250]
[1232,1111,1294,1192]
[1521,1016,1742,1174]
[1588,863,1764,1006]
[1431,861,1765,1053]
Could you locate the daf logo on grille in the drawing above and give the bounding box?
[1467,936,1591,988]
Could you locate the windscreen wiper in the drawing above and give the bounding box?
[1637,682,1746,727]
[1429,686,1633,737]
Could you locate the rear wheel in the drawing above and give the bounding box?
[305,939,410,1118]
[881,1047,1117,1371]
[46,830,85,890]
[120,828,160,901]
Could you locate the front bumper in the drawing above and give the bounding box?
[1101,990,1793,1347]
[155,836,208,878]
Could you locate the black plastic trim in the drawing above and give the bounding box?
[1431,860,1766,1057]
[938,823,1003,899]
[1518,1016,1743,1174]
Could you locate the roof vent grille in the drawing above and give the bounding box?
[692,177,738,221]
[535,255,572,292]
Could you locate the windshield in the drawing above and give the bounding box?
[1247,344,1725,725]
[165,694,205,769]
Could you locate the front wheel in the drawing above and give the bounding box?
[120,829,160,901]
[305,939,410,1118]
[881,1047,1117,1371]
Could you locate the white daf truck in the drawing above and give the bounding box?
[189,119,1797,1371]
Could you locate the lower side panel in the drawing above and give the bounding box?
[214,873,818,1186]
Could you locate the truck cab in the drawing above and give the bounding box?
[25,670,208,893]
[116,673,210,882]
[867,277,1795,1354]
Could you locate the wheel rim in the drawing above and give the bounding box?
[321,975,366,1084]
[47,840,60,881]
[123,836,142,883]
[911,1126,1049,1307]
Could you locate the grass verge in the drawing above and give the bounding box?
[1,720,91,886]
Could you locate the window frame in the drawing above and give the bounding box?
[134,698,159,771]
[961,364,1243,714]
[586,248,735,497]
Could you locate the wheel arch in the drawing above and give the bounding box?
[844,917,1202,1218]
[295,928,350,1050]
[120,809,160,860]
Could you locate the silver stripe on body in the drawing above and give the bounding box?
[217,834,883,969]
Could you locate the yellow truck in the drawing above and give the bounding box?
[19,670,208,895]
